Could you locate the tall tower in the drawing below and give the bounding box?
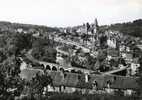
[94,18,98,33]
[92,18,99,50]
[94,18,99,39]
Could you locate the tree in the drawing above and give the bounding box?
[28,72,53,99]
[97,49,107,62]
[32,46,57,63]
[0,56,24,99]
[109,19,142,37]
[119,57,126,66]
[99,35,107,48]
[0,50,7,63]
[136,56,142,99]
[32,38,57,63]
[13,33,32,55]
[109,59,118,67]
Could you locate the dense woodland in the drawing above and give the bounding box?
[108,19,142,37]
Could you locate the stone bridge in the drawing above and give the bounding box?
[38,61,93,74]
[25,50,93,74]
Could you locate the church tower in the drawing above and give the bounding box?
[94,18,98,34]
[92,18,99,51]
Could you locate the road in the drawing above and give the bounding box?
[102,66,129,75]
[54,38,90,52]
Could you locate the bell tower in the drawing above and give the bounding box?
[92,18,99,50]
[94,18,98,34]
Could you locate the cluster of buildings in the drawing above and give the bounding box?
[47,19,142,95]
[58,19,141,77]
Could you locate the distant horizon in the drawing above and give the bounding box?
[0,18,141,28]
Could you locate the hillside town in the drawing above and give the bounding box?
[0,19,142,100]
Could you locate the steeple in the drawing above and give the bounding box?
[95,18,98,28]
[92,18,99,50]
[94,18,99,33]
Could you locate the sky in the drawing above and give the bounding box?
[0,0,141,27]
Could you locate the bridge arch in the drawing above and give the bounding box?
[64,70,69,72]
[40,64,45,69]
[71,69,76,73]
[76,70,82,74]
[46,65,51,70]
[59,67,65,72]
[52,66,57,71]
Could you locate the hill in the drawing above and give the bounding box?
[0,21,59,33]
[108,19,142,37]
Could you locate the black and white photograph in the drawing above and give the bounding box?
[0,0,142,100]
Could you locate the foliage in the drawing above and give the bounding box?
[71,53,96,70]
[99,35,108,48]
[136,56,142,99]
[0,32,32,58]
[0,50,7,63]
[109,19,142,37]
[25,72,53,100]
[32,39,57,63]
[0,56,24,99]
[13,33,32,55]
[109,59,118,67]
[97,49,107,62]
